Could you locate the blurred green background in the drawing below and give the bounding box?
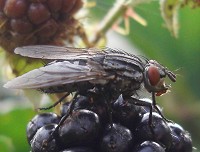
[0,0,200,151]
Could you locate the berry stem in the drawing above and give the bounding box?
[91,0,154,45]
[92,0,128,45]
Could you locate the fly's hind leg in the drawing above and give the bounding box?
[54,93,79,132]
[49,92,79,142]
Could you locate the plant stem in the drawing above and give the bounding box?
[92,0,130,45]
[91,0,154,46]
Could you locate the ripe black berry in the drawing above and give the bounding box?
[73,95,91,110]
[134,112,172,149]
[60,95,91,117]
[31,124,60,152]
[60,102,70,117]
[132,141,165,152]
[74,95,108,125]
[139,98,162,115]
[61,94,109,126]
[59,109,100,147]
[100,123,133,152]
[26,112,60,144]
[167,122,192,152]
[24,93,193,151]
[112,94,142,130]
[60,147,96,152]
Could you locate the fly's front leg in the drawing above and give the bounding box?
[125,96,154,135]
[152,92,173,123]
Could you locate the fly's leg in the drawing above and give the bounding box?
[38,92,70,110]
[126,94,173,137]
[48,92,79,142]
[125,96,155,135]
[54,93,79,133]
[89,87,113,127]
[151,92,173,123]
[101,90,113,126]
[105,97,113,127]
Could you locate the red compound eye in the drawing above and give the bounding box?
[148,66,160,86]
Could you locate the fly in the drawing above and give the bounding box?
[4,45,176,98]
[4,45,176,135]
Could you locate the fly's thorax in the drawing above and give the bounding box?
[102,54,144,83]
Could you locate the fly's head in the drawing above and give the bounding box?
[143,60,176,96]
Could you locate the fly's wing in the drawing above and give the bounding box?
[4,61,112,89]
[14,45,104,60]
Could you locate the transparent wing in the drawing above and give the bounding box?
[14,45,104,60]
[4,61,111,89]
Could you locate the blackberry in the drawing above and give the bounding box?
[24,93,193,151]
[60,94,109,125]
[60,95,93,117]
[73,95,91,111]
[132,141,165,152]
[10,18,33,34]
[139,98,162,115]
[60,101,70,117]
[100,123,133,152]
[134,112,172,149]
[28,3,50,25]
[31,124,60,152]
[58,109,100,147]
[112,94,142,130]
[74,95,108,125]
[167,122,193,152]
[0,0,83,52]
[60,147,96,152]
[26,112,60,144]
[4,0,28,18]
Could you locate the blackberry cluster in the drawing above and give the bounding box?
[26,94,193,152]
[0,0,83,52]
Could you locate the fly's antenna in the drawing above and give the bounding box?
[166,67,182,83]
[166,70,176,82]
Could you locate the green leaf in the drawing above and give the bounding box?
[0,109,35,152]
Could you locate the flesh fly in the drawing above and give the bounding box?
[4,45,177,138]
[4,45,176,99]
